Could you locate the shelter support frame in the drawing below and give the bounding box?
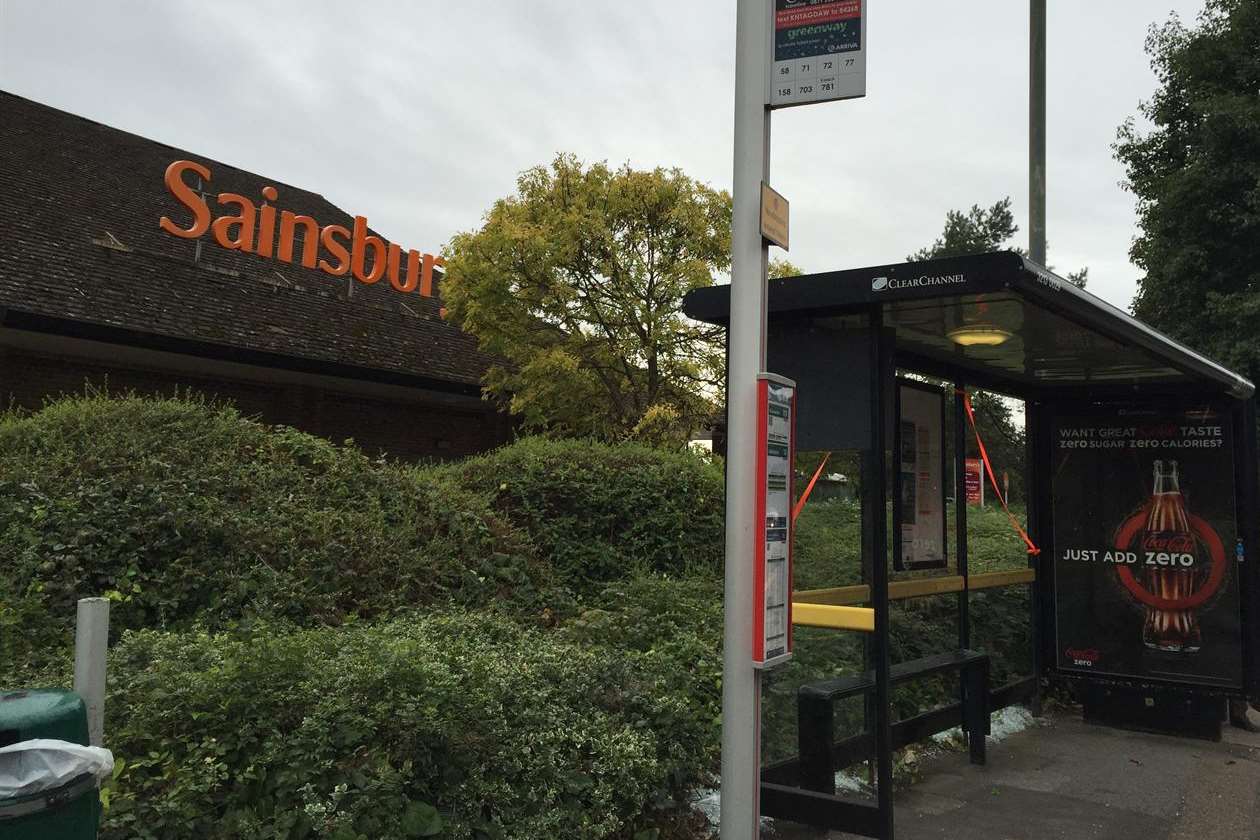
[760,309,1043,838]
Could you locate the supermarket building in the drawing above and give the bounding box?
[0,92,511,460]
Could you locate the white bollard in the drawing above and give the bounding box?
[73,597,109,747]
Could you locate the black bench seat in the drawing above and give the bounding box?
[797,649,990,794]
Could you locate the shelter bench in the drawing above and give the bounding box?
[797,649,990,794]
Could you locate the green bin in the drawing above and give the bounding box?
[0,690,90,747]
[0,772,100,839]
[0,690,101,840]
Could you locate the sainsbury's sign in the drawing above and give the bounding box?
[158,160,443,296]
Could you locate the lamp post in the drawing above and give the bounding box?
[1030,0,1047,265]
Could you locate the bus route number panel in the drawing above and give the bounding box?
[768,0,866,108]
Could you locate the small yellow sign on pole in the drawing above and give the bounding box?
[759,182,789,251]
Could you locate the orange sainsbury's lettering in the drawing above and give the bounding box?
[319,224,351,275]
[212,193,257,252]
[256,186,278,259]
[387,244,419,293]
[159,160,212,238]
[351,215,386,285]
[278,211,320,268]
[157,160,441,298]
[420,254,445,298]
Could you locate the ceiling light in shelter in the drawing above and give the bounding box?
[946,324,1014,347]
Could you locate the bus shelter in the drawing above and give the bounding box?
[682,251,1260,838]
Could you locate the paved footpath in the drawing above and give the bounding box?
[775,709,1260,840]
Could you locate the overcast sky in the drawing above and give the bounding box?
[1,1,1205,312]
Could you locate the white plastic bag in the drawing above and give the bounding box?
[0,739,114,799]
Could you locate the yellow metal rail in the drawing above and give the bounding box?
[792,583,870,606]
[793,575,966,606]
[889,575,966,599]
[792,568,1037,611]
[792,602,875,632]
[968,568,1037,590]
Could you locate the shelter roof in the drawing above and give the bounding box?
[683,252,1253,399]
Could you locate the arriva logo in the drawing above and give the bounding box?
[871,276,889,291]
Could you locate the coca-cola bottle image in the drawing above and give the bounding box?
[1141,460,1204,652]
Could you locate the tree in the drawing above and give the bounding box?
[442,155,731,441]
[907,197,1088,288]
[907,199,1019,262]
[908,198,1036,501]
[769,257,803,279]
[1115,0,1260,382]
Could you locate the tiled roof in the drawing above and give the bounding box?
[0,91,495,389]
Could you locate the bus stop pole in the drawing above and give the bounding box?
[1029,0,1047,265]
[723,0,771,836]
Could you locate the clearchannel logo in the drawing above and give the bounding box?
[870,273,966,292]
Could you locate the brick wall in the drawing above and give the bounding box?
[0,347,511,462]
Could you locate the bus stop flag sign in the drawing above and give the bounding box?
[769,0,866,107]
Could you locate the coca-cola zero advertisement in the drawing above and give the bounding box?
[1052,405,1243,688]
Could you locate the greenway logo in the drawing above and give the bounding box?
[871,273,965,292]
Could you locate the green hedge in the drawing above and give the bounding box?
[1,397,732,645]
[2,394,1039,838]
[0,394,549,640]
[93,574,1029,838]
[433,438,724,587]
[560,576,725,772]
[562,576,1031,769]
[103,611,711,840]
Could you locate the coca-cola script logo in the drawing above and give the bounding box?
[1115,512,1227,610]
[1065,647,1101,665]
[1141,533,1196,554]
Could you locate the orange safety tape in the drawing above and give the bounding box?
[792,451,831,523]
[960,392,1041,556]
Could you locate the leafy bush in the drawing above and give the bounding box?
[561,576,725,774]
[103,611,709,840]
[1,588,74,691]
[969,586,1034,679]
[0,394,551,639]
[792,497,863,590]
[556,573,1033,772]
[434,438,724,587]
[560,576,1029,770]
